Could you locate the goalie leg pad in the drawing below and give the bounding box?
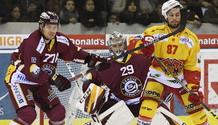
[76,83,106,114]
[99,100,135,125]
[46,103,65,125]
[152,107,186,125]
[13,106,36,125]
[189,109,208,125]
[139,99,158,119]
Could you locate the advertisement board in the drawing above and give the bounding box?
[0,34,217,50]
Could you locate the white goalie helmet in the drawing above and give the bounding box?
[162,0,183,19]
[107,31,127,57]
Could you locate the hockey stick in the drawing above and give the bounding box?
[65,62,103,125]
[152,55,218,120]
[69,9,187,82]
[65,61,84,125]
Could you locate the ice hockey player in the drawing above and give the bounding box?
[137,0,210,125]
[4,11,108,125]
[82,31,175,122]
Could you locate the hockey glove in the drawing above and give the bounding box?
[187,84,204,106]
[95,62,111,72]
[48,73,71,92]
[85,54,107,67]
[140,35,154,58]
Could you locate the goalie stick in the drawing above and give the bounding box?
[69,9,187,82]
[65,62,103,125]
[65,61,84,125]
[152,55,218,120]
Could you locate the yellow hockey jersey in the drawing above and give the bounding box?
[142,24,201,88]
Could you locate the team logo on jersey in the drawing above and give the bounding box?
[149,73,161,78]
[185,103,203,113]
[26,89,34,101]
[47,89,57,102]
[161,58,184,76]
[143,90,160,100]
[41,64,56,76]
[153,33,168,42]
[31,57,37,63]
[120,76,142,97]
[180,36,194,48]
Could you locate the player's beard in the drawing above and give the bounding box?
[168,21,180,29]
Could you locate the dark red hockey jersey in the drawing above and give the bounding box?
[85,54,151,104]
[6,30,88,85]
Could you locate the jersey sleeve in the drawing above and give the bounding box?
[127,36,144,55]
[56,33,89,64]
[85,70,103,86]
[183,35,201,85]
[83,70,103,92]
[127,35,154,58]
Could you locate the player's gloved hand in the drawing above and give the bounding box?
[85,54,108,67]
[95,62,111,72]
[140,35,154,58]
[188,84,204,106]
[48,73,71,92]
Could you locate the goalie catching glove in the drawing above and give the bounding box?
[187,84,204,106]
[48,73,71,92]
[85,53,111,72]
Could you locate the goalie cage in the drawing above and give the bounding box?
[33,49,175,125]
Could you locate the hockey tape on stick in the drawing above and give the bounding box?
[69,9,187,82]
[152,55,218,120]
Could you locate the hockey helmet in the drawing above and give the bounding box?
[107,31,127,57]
[39,11,59,25]
[162,0,183,19]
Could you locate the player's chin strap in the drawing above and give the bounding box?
[152,55,218,120]
[69,9,187,82]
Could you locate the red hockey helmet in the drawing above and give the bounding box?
[39,11,59,25]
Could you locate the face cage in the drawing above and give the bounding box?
[108,38,127,57]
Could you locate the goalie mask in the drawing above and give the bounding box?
[107,31,127,61]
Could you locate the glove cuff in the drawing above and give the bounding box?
[187,83,199,92]
[85,53,92,64]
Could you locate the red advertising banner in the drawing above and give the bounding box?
[197,34,218,48]
[66,34,107,49]
[0,34,217,50]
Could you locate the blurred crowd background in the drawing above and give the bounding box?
[0,0,217,28]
